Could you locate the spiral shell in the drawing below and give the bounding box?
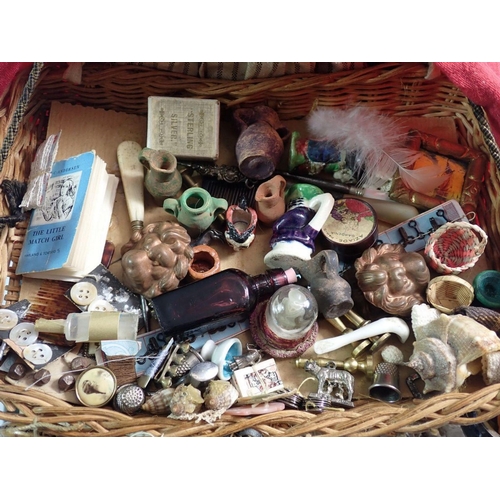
[406,337,457,394]
[203,380,239,411]
[142,388,175,415]
[409,303,500,391]
[169,384,204,416]
[454,305,500,334]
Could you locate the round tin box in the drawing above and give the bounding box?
[321,198,378,261]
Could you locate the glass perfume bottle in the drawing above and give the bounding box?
[151,267,297,341]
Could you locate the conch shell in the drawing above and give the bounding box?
[409,303,500,392]
[169,384,204,416]
[406,338,457,393]
[203,380,239,411]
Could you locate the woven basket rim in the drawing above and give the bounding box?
[2,62,500,436]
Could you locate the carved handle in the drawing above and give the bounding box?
[117,141,145,232]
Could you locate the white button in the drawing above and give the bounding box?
[23,343,53,365]
[9,322,38,346]
[0,309,19,331]
[70,282,98,306]
[88,299,116,312]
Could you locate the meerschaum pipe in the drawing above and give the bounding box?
[314,317,410,355]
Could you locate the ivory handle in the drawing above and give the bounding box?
[117,141,145,230]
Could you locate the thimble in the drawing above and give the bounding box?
[113,383,146,415]
[369,362,401,403]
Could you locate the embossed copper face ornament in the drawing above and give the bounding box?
[120,221,194,299]
[354,243,430,317]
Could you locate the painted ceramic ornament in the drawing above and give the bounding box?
[289,130,357,183]
[254,175,287,226]
[163,187,228,235]
[140,147,182,205]
[224,197,258,251]
[264,192,334,269]
[233,105,289,180]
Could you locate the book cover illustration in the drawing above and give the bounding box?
[16,151,94,274]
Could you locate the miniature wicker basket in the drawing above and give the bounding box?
[426,275,475,314]
[424,221,488,275]
[2,62,500,437]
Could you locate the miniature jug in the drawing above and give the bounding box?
[254,174,287,226]
[163,187,228,233]
[140,147,182,205]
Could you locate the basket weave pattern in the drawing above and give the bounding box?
[2,62,500,437]
[424,222,488,275]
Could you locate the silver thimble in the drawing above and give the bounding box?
[113,384,146,415]
[369,362,401,403]
[169,349,204,378]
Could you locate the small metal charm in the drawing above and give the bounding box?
[303,359,355,409]
[228,344,262,372]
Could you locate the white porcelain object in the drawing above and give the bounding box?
[211,338,243,380]
[313,317,410,355]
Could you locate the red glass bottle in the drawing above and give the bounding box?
[151,267,297,341]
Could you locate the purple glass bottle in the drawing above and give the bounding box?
[151,267,297,341]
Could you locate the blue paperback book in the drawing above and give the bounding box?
[16,150,119,281]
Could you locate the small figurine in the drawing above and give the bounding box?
[224,196,258,251]
[264,192,334,269]
[303,359,355,409]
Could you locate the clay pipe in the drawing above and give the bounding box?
[313,317,410,355]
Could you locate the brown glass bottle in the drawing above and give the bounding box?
[151,267,297,341]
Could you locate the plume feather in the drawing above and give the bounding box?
[307,107,449,193]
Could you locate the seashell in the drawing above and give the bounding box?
[142,388,175,415]
[381,345,405,365]
[482,351,500,385]
[203,380,239,411]
[411,303,444,342]
[444,314,500,367]
[405,338,457,394]
[169,384,204,416]
[453,305,500,334]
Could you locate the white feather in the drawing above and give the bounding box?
[307,106,449,192]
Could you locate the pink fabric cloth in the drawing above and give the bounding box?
[0,62,33,102]
[435,62,500,147]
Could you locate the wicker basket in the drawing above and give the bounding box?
[424,221,488,275]
[2,62,500,437]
